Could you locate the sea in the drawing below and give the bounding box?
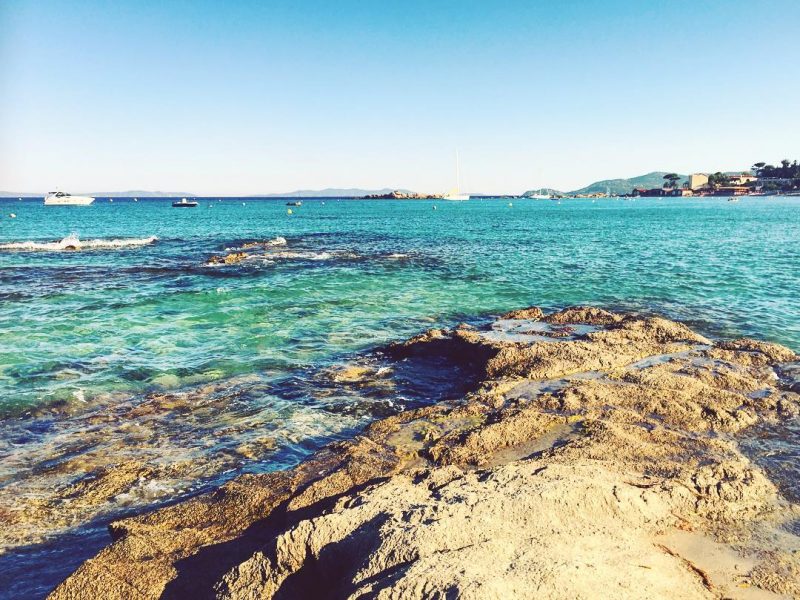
[0,195,798,598]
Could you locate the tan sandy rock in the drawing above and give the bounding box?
[48,307,800,600]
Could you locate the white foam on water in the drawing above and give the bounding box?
[270,251,334,261]
[0,235,158,251]
[226,236,287,251]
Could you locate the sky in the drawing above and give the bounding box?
[1,0,799,195]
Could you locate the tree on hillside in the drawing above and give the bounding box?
[707,172,730,189]
[752,160,800,179]
[662,173,681,189]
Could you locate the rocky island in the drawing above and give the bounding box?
[361,190,442,199]
[49,307,799,599]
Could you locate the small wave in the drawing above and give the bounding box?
[0,235,158,252]
[227,237,287,251]
[270,251,333,261]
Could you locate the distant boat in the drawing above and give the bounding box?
[528,189,551,200]
[443,151,469,201]
[44,191,94,206]
[172,198,198,208]
[286,201,302,206]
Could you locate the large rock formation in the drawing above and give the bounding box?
[50,307,800,599]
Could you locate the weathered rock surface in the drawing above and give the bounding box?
[500,305,545,320]
[49,307,800,599]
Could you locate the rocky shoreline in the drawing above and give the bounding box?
[49,307,800,599]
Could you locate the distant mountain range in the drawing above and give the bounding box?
[11,172,761,200]
[255,188,415,198]
[89,190,196,198]
[0,190,194,198]
[523,172,689,197]
[1,188,420,199]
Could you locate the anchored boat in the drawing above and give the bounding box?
[442,151,469,201]
[44,191,95,206]
[172,198,198,208]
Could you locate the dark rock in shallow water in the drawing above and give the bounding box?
[207,252,249,266]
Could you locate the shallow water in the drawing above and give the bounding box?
[2,196,798,415]
[1,196,799,597]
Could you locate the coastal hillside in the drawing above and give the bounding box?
[524,172,689,197]
[569,171,687,196]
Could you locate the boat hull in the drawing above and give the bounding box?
[442,194,469,201]
[44,196,95,206]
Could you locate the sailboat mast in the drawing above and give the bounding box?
[455,150,461,194]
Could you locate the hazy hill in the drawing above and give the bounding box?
[257,188,415,198]
[0,191,194,198]
[89,190,196,197]
[0,192,43,198]
[523,172,690,197]
[520,188,564,197]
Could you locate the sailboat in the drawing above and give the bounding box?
[442,151,469,201]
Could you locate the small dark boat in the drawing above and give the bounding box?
[286,201,302,206]
[172,198,198,208]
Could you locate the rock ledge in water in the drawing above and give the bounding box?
[50,307,800,600]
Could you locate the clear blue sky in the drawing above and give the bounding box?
[1,0,798,195]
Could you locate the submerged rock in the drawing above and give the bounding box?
[207,252,249,265]
[49,307,800,600]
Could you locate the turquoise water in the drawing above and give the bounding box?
[0,196,799,598]
[2,196,798,415]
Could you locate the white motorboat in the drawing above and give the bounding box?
[44,191,95,206]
